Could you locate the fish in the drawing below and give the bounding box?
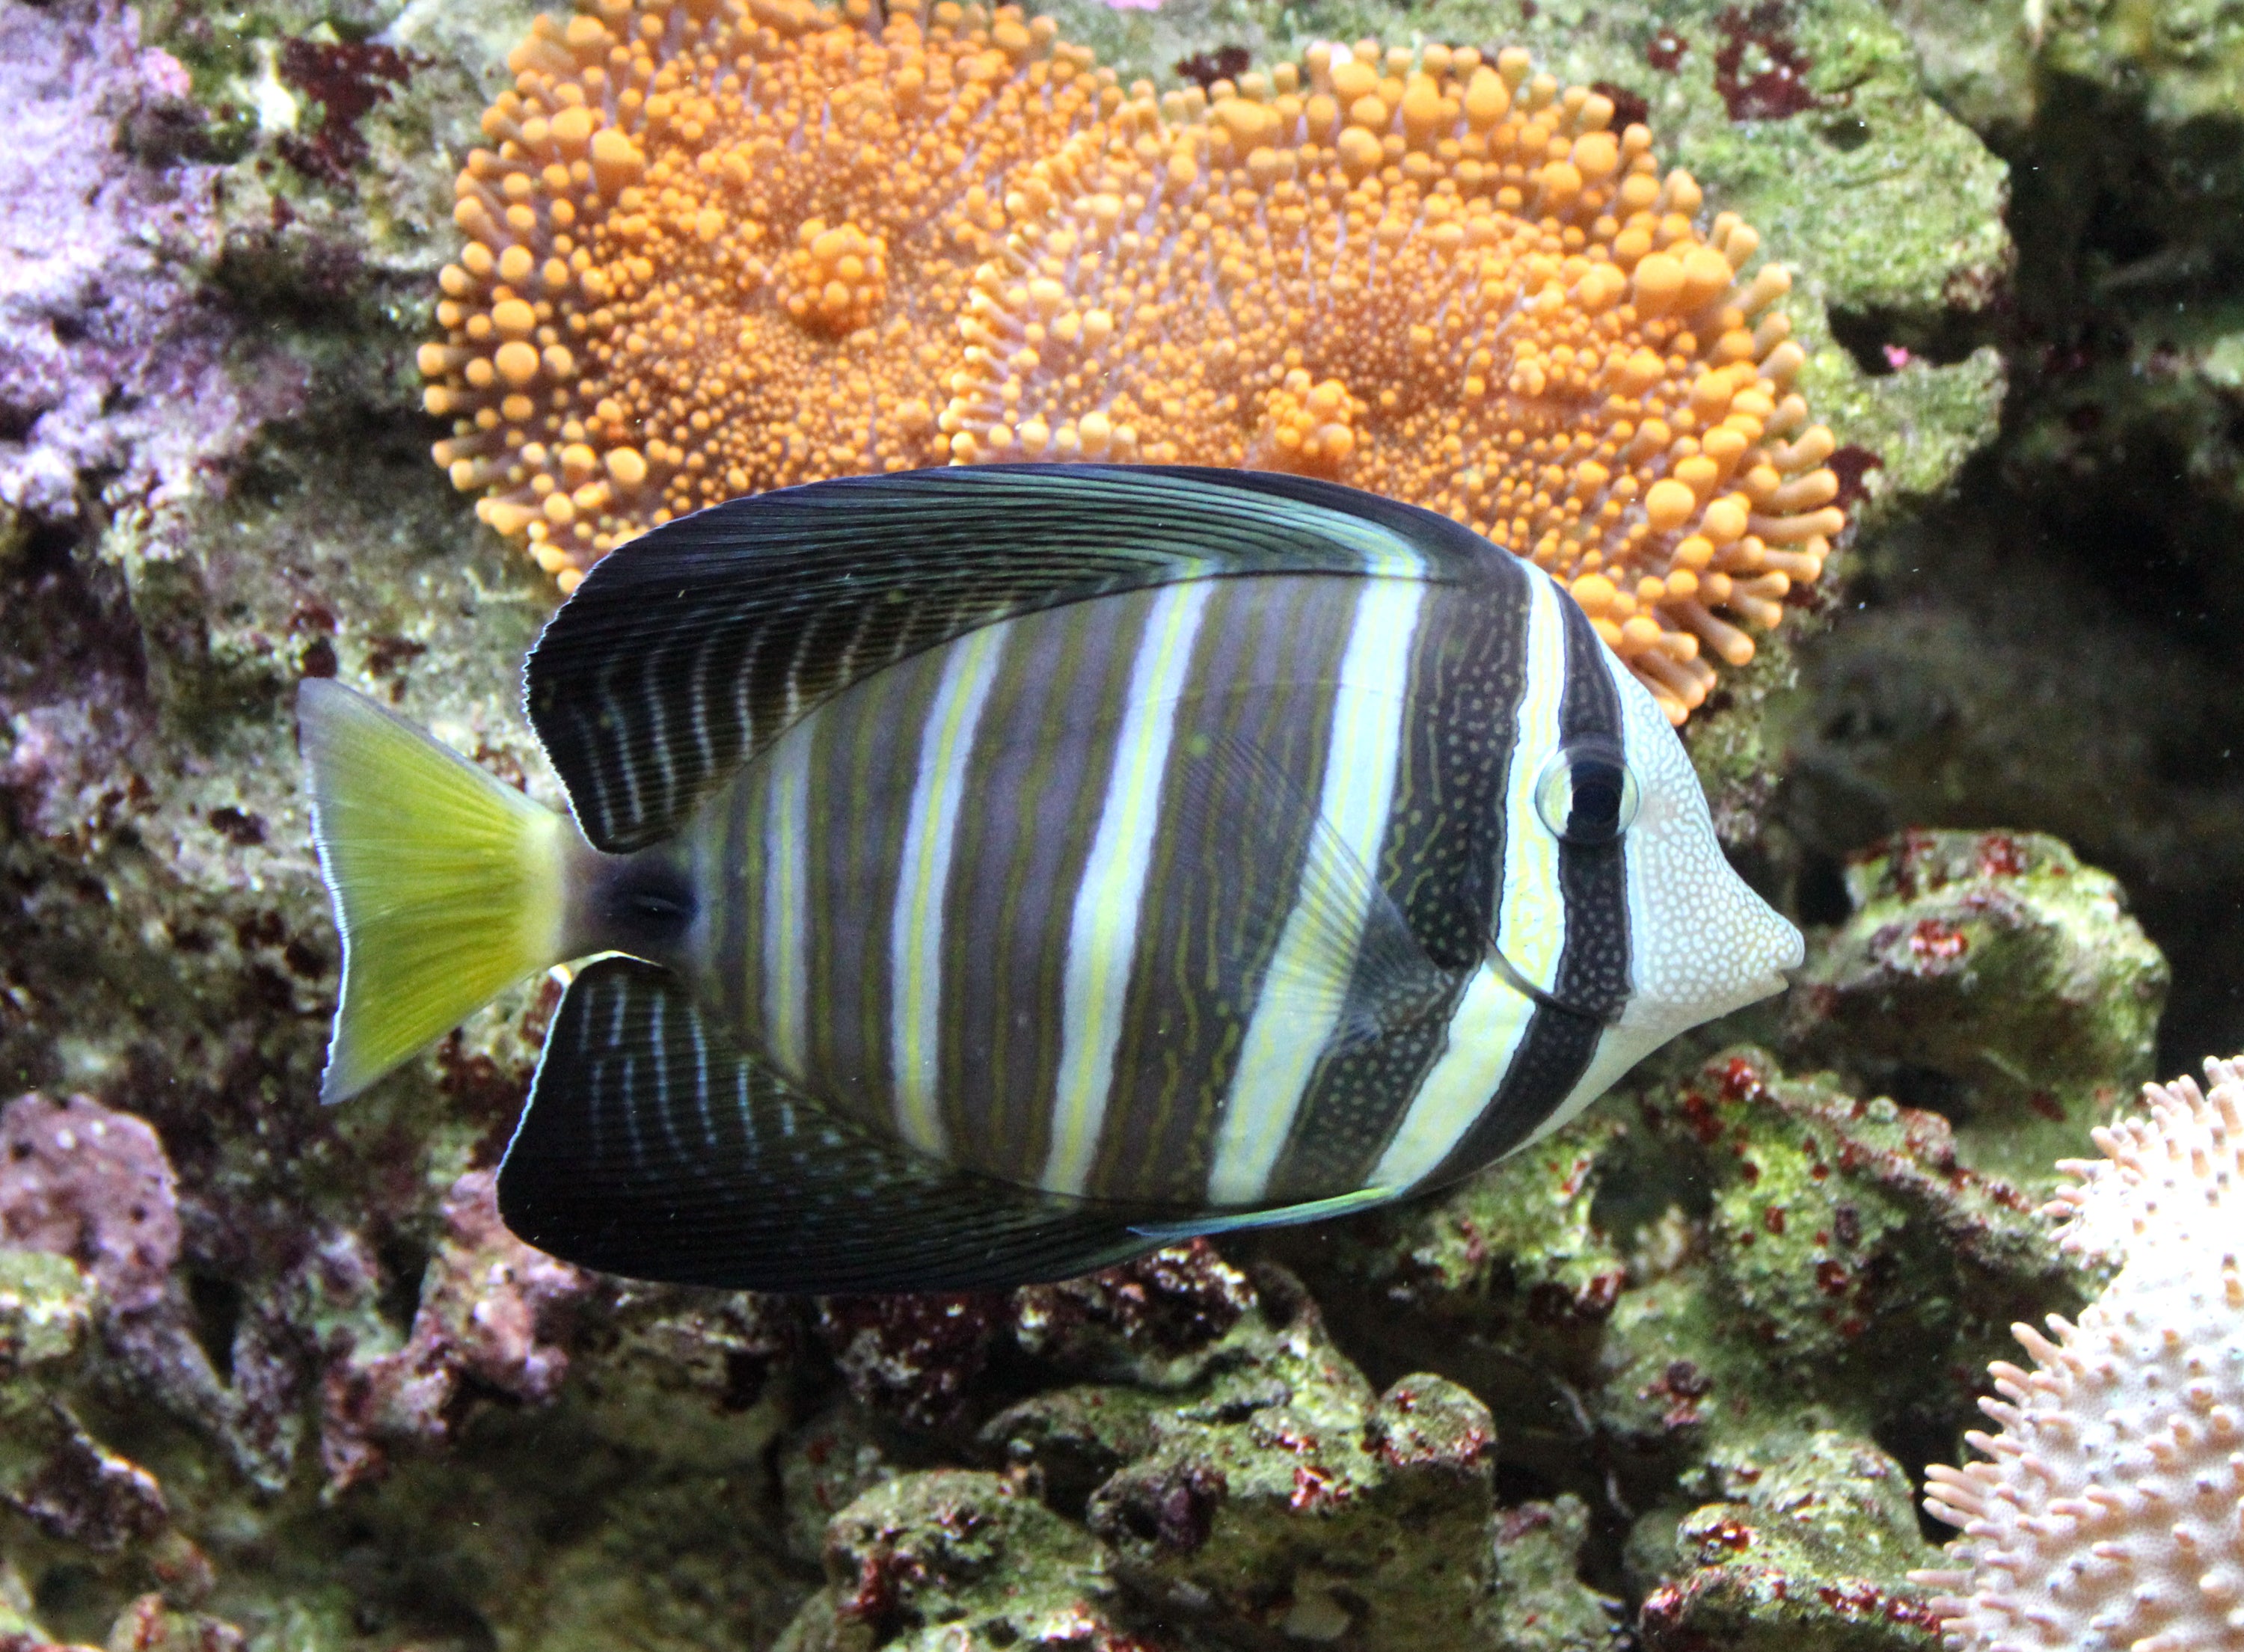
[299,464,1802,1294]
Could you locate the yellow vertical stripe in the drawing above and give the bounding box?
[1370,571,1572,1191]
[759,722,813,1076]
[1207,574,1427,1205]
[889,622,1007,1156]
[1044,582,1213,1196]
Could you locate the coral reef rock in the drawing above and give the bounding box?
[0,3,283,536]
[1640,1428,1946,1651]
[1797,0,2244,1072]
[0,1094,180,1315]
[775,1469,1128,1652]
[317,1167,590,1488]
[1914,1056,2244,1652]
[1785,830,2170,1185]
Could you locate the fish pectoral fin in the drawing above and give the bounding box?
[498,956,1168,1294]
[527,464,1479,853]
[1176,728,1463,1051]
[1128,1185,1398,1242]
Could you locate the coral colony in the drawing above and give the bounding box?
[420,0,1845,721]
[1913,1060,2244,1652]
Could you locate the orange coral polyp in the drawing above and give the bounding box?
[429,0,1844,718]
[943,35,1844,719]
[424,0,1114,590]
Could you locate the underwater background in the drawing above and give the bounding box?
[0,0,2240,1646]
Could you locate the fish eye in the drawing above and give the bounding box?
[1533,738,1640,847]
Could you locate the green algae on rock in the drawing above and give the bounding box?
[1260,1032,2119,1645]
[996,1265,1515,1648]
[1489,1495,1622,1652]
[773,1470,1123,1652]
[1639,1428,1946,1651]
[1783,830,2169,1185]
[0,1253,96,1381]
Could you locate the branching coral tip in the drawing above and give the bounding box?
[1911,1057,2244,1652]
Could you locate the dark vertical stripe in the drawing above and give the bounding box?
[1088,577,1361,1203]
[936,593,1159,1183]
[1421,592,1630,1184]
[1263,554,1540,1200]
[786,643,936,1130]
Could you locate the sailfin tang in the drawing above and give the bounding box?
[499,958,1175,1292]
[528,465,1490,852]
[299,679,572,1104]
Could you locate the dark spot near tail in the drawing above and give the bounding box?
[206,805,266,847]
[283,935,332,980]
[1174,46,1251,93]
[1590,82,1650,132]
[375,1236,429,1335]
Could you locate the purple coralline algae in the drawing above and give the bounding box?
[317,1168,589,1488]
[0,3,295,550]
[0,1093,180,1315]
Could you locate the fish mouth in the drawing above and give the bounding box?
[1483,939,1622,1028]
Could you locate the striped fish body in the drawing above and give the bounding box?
[678,571,1509,1210]
[303,466,1802,1292]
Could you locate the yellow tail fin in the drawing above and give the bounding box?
[299,679,574,1103]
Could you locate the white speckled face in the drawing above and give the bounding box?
[1607,653,1803,1042]
[1515,651,1801,1150]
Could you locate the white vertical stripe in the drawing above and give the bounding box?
[637,647,680,822]
[889,624,1008,1155]
[690,1009,714,1149]
[1497,576,1572,993]
[760,724,814,1075]
[1369,570,1573,1191]
[1044,582,1214,1196]
[1206,575,1428,1204]
[684,627,720,779]
[1368,962,1537,1187]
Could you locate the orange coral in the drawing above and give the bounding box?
[426,1,1845,719]
[422,0,1118,589]
[948,41,1844,719]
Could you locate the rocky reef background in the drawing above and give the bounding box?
[0,0,2236,1647]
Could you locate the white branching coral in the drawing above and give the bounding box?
[1911,1056,2244,1651]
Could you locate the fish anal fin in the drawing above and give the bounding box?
[1129,1185,1397,1242]
[500,958,1169,1294]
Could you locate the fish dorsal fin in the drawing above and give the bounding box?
[498,957,1179,1293]
[527,465,1488,852]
